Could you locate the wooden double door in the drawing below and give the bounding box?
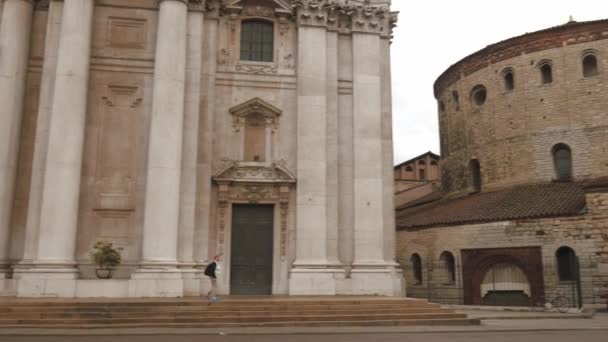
[230,204,274,295]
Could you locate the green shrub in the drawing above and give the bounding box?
[90,241,122,269]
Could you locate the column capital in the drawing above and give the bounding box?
[292,0,395,35]
[293,0,329,28]
[348,1,391,35]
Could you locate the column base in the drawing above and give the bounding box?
[288,266,346,295]
[178,265,203,296]
[11,265,79,297]
[344,263,405,296]
[129,268,184,297]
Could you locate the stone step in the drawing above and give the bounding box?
[0,298,478,328]
[0,299,427,308]
[0,303,441,312]
[0,318,481,328]
[0,313,470,325]
[0,308,453,319]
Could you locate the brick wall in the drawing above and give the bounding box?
[397,191,608,304]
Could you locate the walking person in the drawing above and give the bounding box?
[204,255,221,303]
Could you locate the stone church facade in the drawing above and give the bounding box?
[0,0,402,297]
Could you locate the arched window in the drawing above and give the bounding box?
[411,254,423,285]
[418,160,426,165]
[503,70,515,91]
[556,247,578,282]
[240,20,274,62]
[452,91,460,111]
[430,160,438,166]
[405,165,413,172]
[470,159,482,192]
[582,54,599,77]
[440,251,456,285]
[552,144,572,181]
[470,85,487,106]
[540,63,553,84]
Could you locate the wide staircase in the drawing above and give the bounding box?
[0,297,479,328]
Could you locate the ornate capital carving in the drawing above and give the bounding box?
[188,0,207,11]
[292,0,394,35]
[349,0,390,35]
[293,0,329,27]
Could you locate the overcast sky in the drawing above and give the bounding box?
[389,0,608,165]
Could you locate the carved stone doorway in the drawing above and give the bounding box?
[212,159,296,294]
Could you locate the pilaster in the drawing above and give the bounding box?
[133,0,189,297]
[0,0,35,276]
[290,0,345,295]
[178,4,205,296]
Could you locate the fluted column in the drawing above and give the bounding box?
[139,0,188,270]
[30,0,94,272]
[0,0,34,276]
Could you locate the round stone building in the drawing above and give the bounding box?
[397,19,608,307]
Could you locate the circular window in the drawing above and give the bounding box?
[471,85,487,106]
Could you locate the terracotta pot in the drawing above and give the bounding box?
[95,268,114,279]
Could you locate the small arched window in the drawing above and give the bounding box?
[582,54,599,78]
[240,20,274,62]
[470,159,482,192]
[540,63,553,84]
[556,247,578,282]
[452,91,460,111]
[503,70,515,91]
[411,254,423,285]
[440,251,456,285]
[430,160,438,166]
[471,85,487,106]
[405,165,413,172]
[552,144,572,181]
[438,100,445,113]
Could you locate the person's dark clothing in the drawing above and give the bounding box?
[204,261,217,279]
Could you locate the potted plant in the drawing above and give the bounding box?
[90,241,122,279]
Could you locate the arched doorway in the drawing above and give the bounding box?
[481,263,531,306]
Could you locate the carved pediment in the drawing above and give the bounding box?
[213,159,296,184]
[229,97,282,131]
[223,0,293,16]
